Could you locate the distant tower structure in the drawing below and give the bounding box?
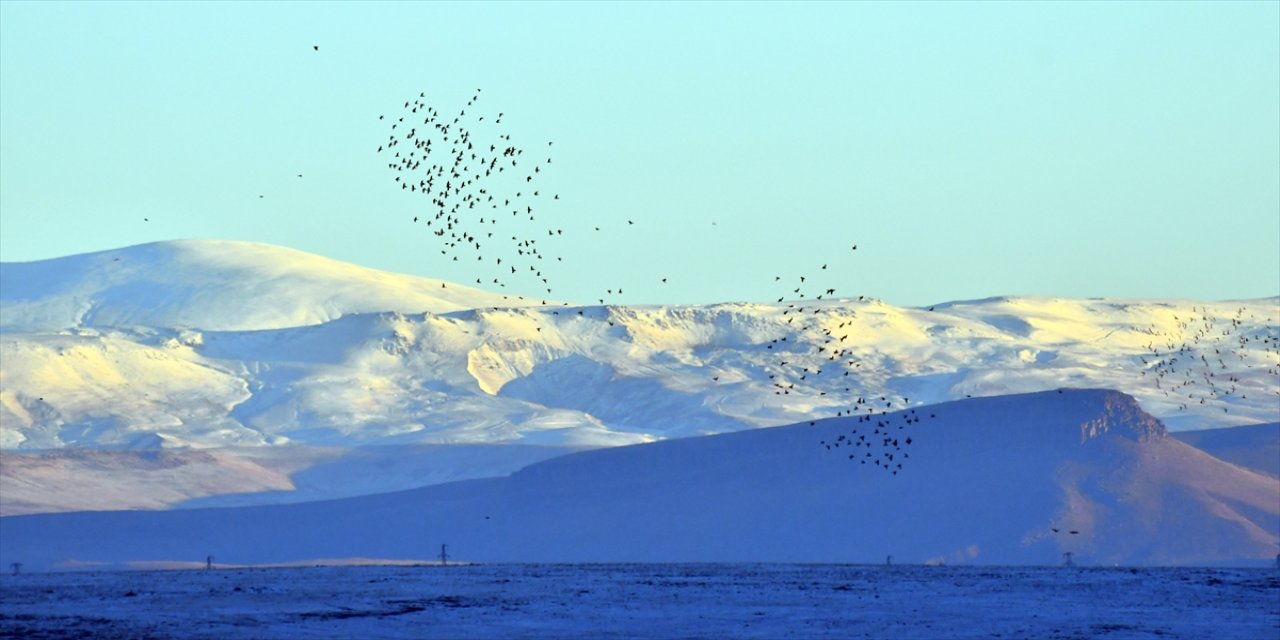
[206,555,214,571]
[1062,552,1075,567]
[439,544,449,567]
[885,555,893,566]
[10,562,21,576]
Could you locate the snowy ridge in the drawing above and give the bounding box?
[2,286,1276,451]
[1,241,1277,515]
[2,390,1275,568]
[0,240,538,332]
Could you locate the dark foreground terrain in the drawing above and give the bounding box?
[1,563,1277,639]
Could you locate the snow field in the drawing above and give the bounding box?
[1,564,1276,640]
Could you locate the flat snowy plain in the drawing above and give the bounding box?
[1,564,1276,639]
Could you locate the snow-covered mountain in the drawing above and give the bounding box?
[0,239,539,333]
[3,390,1275,568]
[1,240,1277,514]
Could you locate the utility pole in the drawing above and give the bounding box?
[439,544,449,567]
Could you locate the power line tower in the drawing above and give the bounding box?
[439,544,449,567]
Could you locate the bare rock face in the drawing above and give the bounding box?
[1078,390,1167,444]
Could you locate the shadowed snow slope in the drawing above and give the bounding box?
[0,444,584,516]
[1171,422,1279,478]
[2,390,1276,569]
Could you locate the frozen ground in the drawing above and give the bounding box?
[1,564,1276,639]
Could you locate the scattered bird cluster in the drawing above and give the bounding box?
[1137,305,1280,413]
[378,89,567,304]
[377,89,667,311]
[375,95,901,473]
[745,251,941,476]
[134,52,1273,486]
[817,404,934,476]
[367,87,1276,483]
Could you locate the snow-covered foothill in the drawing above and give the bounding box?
[2,241,1277,515]
[2,390,1275,568]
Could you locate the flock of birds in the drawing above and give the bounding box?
[379,88,567,302]
[816,404,929,476]
[374,89,1279,481]
[1138,305,1280,412]
[756,265,938,476]
[376,89,933,476]
[138,69,1280,481]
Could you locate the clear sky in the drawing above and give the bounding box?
[2,1,1277,307]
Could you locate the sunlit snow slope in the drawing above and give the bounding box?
[0,239,533,333]
[3,391,1275,568]
[2,242,1276,450]
[1,241,1277,514]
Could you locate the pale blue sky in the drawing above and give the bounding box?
[2,1,1277,306]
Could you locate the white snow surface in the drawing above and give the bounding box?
[1,240,1277,514]
[1,564,1276,640]
[0,239,532,333]
[2,241,1277,453]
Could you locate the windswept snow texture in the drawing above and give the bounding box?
[2,241,1278,515]
[1,564,1276,640]
[3,391,1277,568]
[2,242,1277,456]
